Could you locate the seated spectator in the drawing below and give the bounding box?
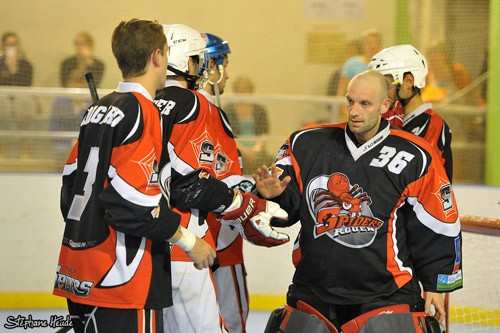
[0,32,33,86]
[60,32,104,88]
[336,30,382,96]
[223,76,272,173]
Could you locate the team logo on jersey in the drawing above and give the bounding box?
[54,272,93,297]
[306,172,383,248]
[433,178,456,216]
[191,130,233,177]
[135,148,159,190]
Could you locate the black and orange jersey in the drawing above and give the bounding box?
[54,82,181,309]
[403,103,453,181]
[273,119,462,305]
[155,84,246,265]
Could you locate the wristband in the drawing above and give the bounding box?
[174,227,196,252]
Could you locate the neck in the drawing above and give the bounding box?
[169,77,188,89]
[125,73,157,98]
[404,94,424,115]
[204,83,215,96]
[354,119,381,144]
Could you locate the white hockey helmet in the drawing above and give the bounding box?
[368,44,428,89]
[162,24,206,76]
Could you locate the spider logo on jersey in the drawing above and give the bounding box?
[190,130,233,177]
[306,172,383,248]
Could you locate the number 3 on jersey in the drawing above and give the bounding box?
[369,146,415,174]
[67,147,99,221]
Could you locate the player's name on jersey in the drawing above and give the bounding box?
[81,105,125,127]
[153,98,176,115]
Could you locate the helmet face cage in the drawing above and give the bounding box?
[368,44,428,89]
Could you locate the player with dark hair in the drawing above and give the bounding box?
[369,44,453,181]
[198,32,251,333]
[257,70,462,333]
[53,19,216,333]
[154,24,289,333]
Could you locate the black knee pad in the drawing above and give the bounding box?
[358,313,442,333]
[264,306,332,333]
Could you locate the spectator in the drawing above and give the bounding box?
[326,38,362,96]
[422,43,483,105]
[60,31,104,88]
[0,32,33,86]
[336,30,382,96]
[224,76,271,172]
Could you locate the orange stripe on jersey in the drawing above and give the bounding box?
[385,195,413,288]
[151,310,156,333]
[422,110,444,151]
[137,309,144,333]
[65,141,79,164]
[422,111,447,168]
[62,142,79,176]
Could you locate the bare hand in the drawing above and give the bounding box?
[424,291,446,325]
[254,165,291,199]
[188,237,216,270]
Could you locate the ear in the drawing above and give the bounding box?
[151,48,162,68]
[208,59,217,72]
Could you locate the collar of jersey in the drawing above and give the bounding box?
[116,82,153,101]
[403,102,432,126]
[198,88,216,105]
[345,120,390,161]
[165,79,185,88]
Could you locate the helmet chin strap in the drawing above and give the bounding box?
[204,64,225,107]
[167,65,199,90]
[396,85,420,107]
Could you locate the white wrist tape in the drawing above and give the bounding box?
[174,227,196,252]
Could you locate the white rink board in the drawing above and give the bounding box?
[0,173,499,309]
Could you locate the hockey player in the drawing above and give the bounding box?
[369,44,453,181]
[198,33,230,108]
[198,32,250,333]
[257,70,462,332]
[53,19,216,333]
[154,24,289,333]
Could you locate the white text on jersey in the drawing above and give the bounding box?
[81,105,125,127]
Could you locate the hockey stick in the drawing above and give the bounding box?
[84,72,99,103]
[52,74,98,333]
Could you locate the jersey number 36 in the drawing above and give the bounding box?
[369,146,415,174]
